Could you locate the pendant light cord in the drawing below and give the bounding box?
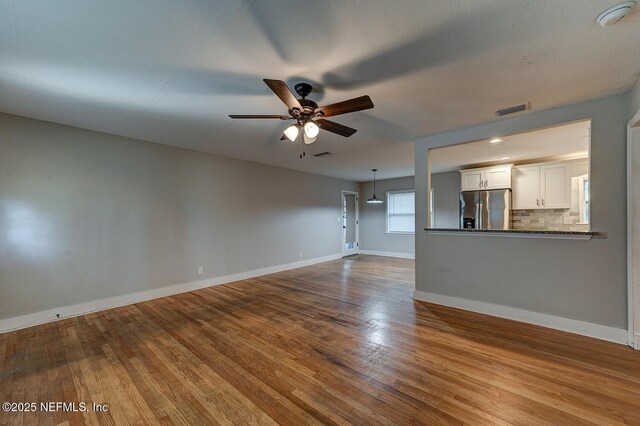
[373,171,376,195]
[372,168,377,196]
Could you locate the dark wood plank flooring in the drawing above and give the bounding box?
[2,255,640,425]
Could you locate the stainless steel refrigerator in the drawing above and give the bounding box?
[460,189,511,229]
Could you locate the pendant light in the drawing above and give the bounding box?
[367,169,383,204]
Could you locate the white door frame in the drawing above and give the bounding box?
[628,110,640,349]
[341,190,359,257]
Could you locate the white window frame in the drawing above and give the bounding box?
[386,189,415,235]
[578,174,589,224]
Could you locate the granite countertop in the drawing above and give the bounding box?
[424,228,598,236]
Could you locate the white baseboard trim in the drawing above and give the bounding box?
[360,250,415,259]
[634,334,640,350]
[0,253,342,334]
[413,290,628,345]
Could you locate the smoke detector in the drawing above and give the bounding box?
[596,1,636,27]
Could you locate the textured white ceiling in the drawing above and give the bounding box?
[430,120,590,173]
[0,0,639,181]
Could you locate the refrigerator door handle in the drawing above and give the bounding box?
[476,203,480,228]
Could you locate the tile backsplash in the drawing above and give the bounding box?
[511,176,589,232]
[511,209,588,231]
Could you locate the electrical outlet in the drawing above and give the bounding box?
[197,266,204,276]
[298,251,303,259]
[563,217,573,225]
[538,218,545,224]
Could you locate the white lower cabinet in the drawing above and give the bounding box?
[512,161,571,209]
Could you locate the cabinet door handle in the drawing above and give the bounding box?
[536,199,539,206]
[541,199,545,206]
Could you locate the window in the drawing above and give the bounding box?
[386,190,415,234]
[429,187,434,228]
[578,175,589,224]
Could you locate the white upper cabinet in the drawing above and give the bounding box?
[484,165,512,190]
[460,165,512,191]
[460,169,484,191]
[512,165,539,209]
[512,161,571,209]
[539,162,571,208]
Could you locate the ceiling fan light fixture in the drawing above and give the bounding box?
[303,132,317,145]
[284,124,299,142]
[304,121,320,138]
[228,80,374,151]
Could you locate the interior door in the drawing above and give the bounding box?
[342,191,359,256]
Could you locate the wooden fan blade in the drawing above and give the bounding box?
[315,95,373,118]
[317,119,357,137]
[229,114,290,119]
[263,79,303,111]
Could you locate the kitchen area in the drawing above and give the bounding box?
[427,120,593,235]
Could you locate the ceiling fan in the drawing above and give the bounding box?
[229,79,374,154]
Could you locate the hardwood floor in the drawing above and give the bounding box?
[2,255,640,425]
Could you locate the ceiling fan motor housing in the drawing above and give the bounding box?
[294,82,313,98]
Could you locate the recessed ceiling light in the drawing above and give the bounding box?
[489,138,503,144]
[596,1,636,27]
[500,156,511,160]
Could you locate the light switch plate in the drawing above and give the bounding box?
[197,266,204,276]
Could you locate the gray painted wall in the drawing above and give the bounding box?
[415,93,628,329]
[0,113,357,320]
[431,171,461,229]
[359,176,415,254]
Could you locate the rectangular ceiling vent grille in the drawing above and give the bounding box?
[496,103,528,116]
[314,152,332,157]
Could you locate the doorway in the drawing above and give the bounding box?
[628,113,640,349]
[341,190,359,257]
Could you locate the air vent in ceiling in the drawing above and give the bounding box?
[314,152,333,157]
[496,103,528,116]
